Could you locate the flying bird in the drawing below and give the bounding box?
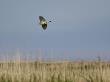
[39,16,52,30]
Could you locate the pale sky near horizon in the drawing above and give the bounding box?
[0,0,110,60]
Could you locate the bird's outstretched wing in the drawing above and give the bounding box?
[39,16,46,21]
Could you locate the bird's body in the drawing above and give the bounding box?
[39,16,48,30]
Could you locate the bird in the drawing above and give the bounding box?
[39,16,51,30]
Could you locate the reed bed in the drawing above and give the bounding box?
[0,60,110,82]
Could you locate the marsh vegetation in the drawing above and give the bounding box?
[0,60,110,82]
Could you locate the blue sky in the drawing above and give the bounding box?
[0,0,110,60]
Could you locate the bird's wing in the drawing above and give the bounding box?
[42,24,47,30]
[39,16,46,21]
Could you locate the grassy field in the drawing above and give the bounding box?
[0,60,110,82]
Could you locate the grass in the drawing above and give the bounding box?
[0,60,110,82]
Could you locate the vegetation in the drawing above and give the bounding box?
[0,60,110,82]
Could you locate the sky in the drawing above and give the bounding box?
[0,0,110,60]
